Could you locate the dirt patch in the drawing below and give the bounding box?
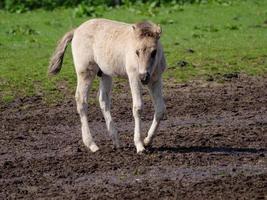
[0,75,267,199]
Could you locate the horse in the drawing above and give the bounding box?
[48,19,166,153]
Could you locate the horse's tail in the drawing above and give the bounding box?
[48,29,75,75]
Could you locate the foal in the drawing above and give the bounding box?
[49,19,166,153]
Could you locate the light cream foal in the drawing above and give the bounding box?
[48,19,166,153]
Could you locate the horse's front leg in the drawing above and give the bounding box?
[128,75,145,153]
[144,77,166,147]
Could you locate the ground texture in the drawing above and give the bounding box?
[1,75,267,199]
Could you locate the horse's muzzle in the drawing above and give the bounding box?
[140,72,150,85]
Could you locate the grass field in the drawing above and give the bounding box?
[0,0,267,103]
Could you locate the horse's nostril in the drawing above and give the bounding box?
[140,73,145,80]
[140,73,148,80]
[140,72,150,85]
[146,72,150,80]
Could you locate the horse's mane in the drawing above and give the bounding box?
[135,21,160,39]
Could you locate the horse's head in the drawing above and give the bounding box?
[132,21,161,85]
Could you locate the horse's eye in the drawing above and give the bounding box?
[136,50,140,57]
[151,50,157,58]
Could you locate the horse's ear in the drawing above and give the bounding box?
[132,25,136,31]
[155,24,162,39]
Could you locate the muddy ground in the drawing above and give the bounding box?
[0,75,267,199]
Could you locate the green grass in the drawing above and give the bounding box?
[0,1,267,104]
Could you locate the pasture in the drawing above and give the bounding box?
[1,0,267,199]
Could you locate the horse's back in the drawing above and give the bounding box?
[75,18,131,41]
[72,19,132,76]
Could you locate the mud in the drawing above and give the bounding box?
[0,75,267,199]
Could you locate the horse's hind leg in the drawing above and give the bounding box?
[98,74,120,148]
[75,68,99,152]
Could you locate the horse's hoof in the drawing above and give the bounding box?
[112,144,120,150]
[89,143,99,152]
[113,141,120,149]
[143,137,152,147]
[137,148,149,155]
[136,145,146,154]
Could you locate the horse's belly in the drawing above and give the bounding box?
[96,58,127,77]
[100,65,126,77]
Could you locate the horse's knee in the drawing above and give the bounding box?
[77,103,87,116]
[75,95,88,116]
[99,92,109,111]
[99,97,105,111]
[133,102,143,117]
[156,104,166,120]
